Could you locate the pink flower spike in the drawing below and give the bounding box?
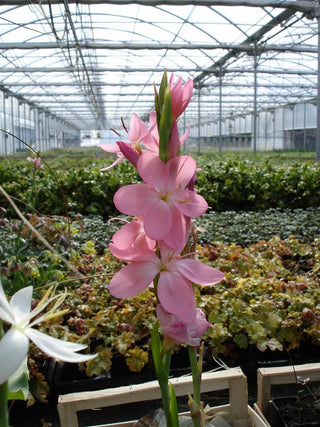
[157,305,211,347]
[169,74,193,120]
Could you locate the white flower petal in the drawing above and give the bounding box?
[0,282,15,324]
[0,328,29,385]
[0,307,14,324]
[10,286,33,323]
[26,329,96,363]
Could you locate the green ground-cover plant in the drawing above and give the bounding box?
[198,236,320,357]
[196,158,320,210]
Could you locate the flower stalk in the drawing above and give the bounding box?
[0,321,9,427]
[105,70,224,427]
[151,322,179,427]
[188,345,204,427]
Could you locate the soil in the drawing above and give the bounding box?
[267,394,320,427]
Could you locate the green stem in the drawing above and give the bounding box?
[0,321,9,427]
[188,346,202,427]
[151,323,178,427]
[0,381,9,427]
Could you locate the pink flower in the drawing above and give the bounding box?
[99,113,152,169]
[169,74,193,120]
[113,152,207,249]
[156,305,211,347]
[108,244,224,322]
[27,157,43,169]
[109,217,155,261]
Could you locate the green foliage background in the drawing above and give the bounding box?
[1,150,319,218]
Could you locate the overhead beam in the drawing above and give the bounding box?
[32,93,313,103]
[0,42,316,53]
[0,0,314,13]
[194,7,301,84]
[3,81,317,88]
[0,66,316,75]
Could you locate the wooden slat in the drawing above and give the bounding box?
[256,362,320,415]
[57,368,250,427]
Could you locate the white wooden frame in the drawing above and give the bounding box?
[57,368,266,427]
[254,362,320,426]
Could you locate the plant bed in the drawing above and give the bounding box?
[266,394,320,427]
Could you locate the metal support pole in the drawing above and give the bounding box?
[317,7,320,160]
[253,48,258,153]
[197,85,201,155]
[303,102,307,150]
[219,72,222,153]
[2,93,7,155]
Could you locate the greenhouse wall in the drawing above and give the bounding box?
[0,89,80,155]
[187,101,316,153]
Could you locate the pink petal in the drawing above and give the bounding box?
[109,243,155,262]
[100,155,124,171]
[113,183,156,215]
[129,113,150,143]
[108,261,159,298]
[180,128,190,146]
[112,221,141,248]
[137,152,169,190]
[157,271,196,322]
[176,259,225,286]
[174,190,208,217]
[117,141,139,168]
[144,200,172,241]
[167,155,196,189]
[143,111,159,153]
[98,143,120,153]
[167,121,180,160]
[163,209,190,251]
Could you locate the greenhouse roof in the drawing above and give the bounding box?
[0,0,317,131]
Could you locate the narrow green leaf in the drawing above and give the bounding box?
[168,383,179,427]
[159,70,168,113]
[159,86,172,163]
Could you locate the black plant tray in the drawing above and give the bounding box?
[267,395,320,427]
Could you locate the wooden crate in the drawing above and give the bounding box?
[57,368,267,427]
[254,362,320,426]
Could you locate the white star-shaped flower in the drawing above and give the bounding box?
[0,283,96,385]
